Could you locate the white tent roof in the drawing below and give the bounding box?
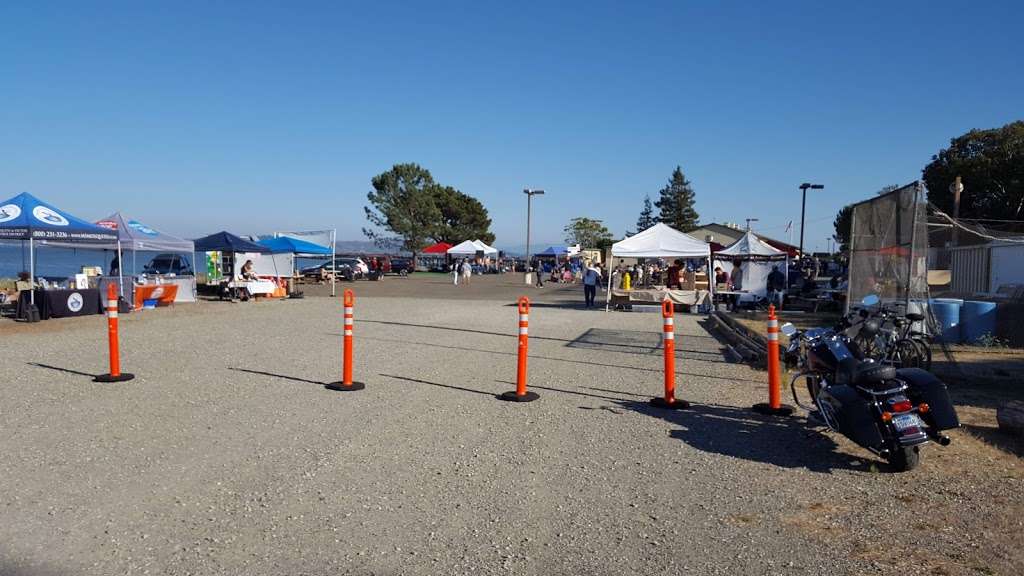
[473,240,498,255]
[716,229,785,258]
[447,239,498,255]
[611,223,710,259]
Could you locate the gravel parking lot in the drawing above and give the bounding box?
[1,275,1021,575]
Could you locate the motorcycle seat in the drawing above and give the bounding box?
[905,312,925,322]
[854,362,896,386]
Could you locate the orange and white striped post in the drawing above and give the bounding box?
[326,289,366,391]
[753,304,793,416]
[501,296,539,402]
[650,299,689,409]
[94,282,134,382]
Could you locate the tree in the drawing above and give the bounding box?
[655,166,699,232]
[363,163,441,254]
[430,185,495,245]
[635,194,657,233]
[564,217,612,249]
[833,205,853,254]
[922,121,1024,222]
[834,185,901,254]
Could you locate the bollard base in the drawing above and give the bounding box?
[94,373,135,383]
[752,402,795,417]
[499,390,539,403]
[325,381,366,392]
[650,397,690,410]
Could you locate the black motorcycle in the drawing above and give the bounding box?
[782,295,959,471]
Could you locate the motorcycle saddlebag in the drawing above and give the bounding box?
[897,368,960,431]
[825,384,884,451]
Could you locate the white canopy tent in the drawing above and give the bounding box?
[713,229,788,301]
[606,223,712,310]
[447,239,498,256]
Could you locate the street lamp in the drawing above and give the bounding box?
[798,182,824,259]
[745,218,759,230]
[523,188,545,278]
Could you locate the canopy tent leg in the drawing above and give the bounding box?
[604,269,613,311]
[29,237,35,305]
[117,241,125,302]
[331,229,336,298]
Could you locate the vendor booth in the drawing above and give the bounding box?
[420,242,453,271]
[194,231,285,299]
[713,229,788,307]
[95,212,197,305]
[0,192,119,320]
[606,223,712,311]
[447,239,498,257]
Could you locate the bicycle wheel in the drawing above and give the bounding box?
[913,338,932,371]
[892,339,924,369]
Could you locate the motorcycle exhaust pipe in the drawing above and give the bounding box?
[926,430,952,446]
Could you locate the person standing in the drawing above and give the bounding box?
[666,259,682,289]
[767,265,786,308]
[729,260,744,310]
[451,260,460,286]
[460,259,473,285]
[532,257,544,287]
[582,260,601,308]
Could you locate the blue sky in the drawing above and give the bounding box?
[2,1,1021,253]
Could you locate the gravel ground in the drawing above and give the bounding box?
[1,277,1021,575]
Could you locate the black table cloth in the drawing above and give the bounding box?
[27,288,102,320]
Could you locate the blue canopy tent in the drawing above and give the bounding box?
[0,192,118,305]
[537,246,570,256]
[194,231,281,286]
[257,236,331,255]
[194,231,269,254]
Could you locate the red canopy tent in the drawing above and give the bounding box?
[422,242,453,254]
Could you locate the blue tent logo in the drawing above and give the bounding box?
[0,204,21,223]
[32,206,69,226]
[127,220,158,236]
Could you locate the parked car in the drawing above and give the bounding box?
[299,258,366,281]
[144,254,193,275]
[388,257,414,276]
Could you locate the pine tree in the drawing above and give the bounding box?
[635,194,657,232]
[654,166,699,232]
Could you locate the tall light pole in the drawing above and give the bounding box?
[745,218,759,231]
[798,182,824,259]
[523,188,545,277]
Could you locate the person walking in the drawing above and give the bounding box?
[532,258,544,287]
[460,259,473,285]
[451,260,460,286]
[583,260,601,308]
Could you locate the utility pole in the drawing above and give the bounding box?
[950,176,964,247]
[798,182,824,259]
[523,189,545,284]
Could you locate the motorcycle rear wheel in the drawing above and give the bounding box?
[887,445,921,472]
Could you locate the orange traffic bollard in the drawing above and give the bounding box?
[500,297,539,402]
[326,289,366,391]
[650,299,689,409]
[95,282,134,382]
[752,304,794,416]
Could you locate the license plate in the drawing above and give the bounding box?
[892,413,921,432]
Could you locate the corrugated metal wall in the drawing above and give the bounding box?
[950,245,989,294]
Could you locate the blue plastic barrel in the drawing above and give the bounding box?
[929,299,963,343]
[961,301,997,344]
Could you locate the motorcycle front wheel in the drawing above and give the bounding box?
[887,445,921,472]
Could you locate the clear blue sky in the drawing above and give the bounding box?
[2,1,1021,253]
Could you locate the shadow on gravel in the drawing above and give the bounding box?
[620,401,870,473]
[360,319,572,343]
[229,367,327,387]
[28,362,96,378]
[381,373,498,397]
[361,336,762,384]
